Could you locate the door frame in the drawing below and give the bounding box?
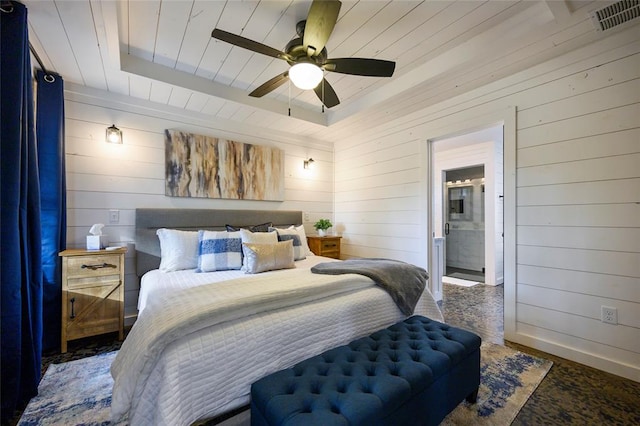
[420,106,516,339]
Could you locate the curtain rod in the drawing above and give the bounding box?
[29,42,56,82]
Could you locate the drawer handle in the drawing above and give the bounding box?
[325,244,336,248]
[70,297,76,319]
[81,262,116,270]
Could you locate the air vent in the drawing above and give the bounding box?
[590,0,640,31]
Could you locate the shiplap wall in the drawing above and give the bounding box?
[334,28,639,380]
[64,85,333,324]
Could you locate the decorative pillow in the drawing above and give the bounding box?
[240,229,278,271]
[242,240,294,274]
[197,230,242,272]
[156,228,199,272]
[225,222,272,233]
[270,227,306,261]
[294,224,314,256]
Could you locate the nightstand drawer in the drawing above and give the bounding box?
[320,240,339,251]
[66,255,121,279]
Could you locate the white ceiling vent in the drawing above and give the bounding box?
[590,0,640,31]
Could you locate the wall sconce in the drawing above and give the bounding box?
[304,158,315,169]
[106,124,123,144]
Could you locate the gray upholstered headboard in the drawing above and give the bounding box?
[135,208,303,277]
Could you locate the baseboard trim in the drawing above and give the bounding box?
[508,332,640,382]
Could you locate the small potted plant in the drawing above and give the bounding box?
[314,218,333,237]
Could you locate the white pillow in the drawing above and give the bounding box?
[241,240,295,274]
[197,230,242,272]
[271,227,306,261]
[294,224,314,256]
[156,228,199,272]
[240,229,278,271]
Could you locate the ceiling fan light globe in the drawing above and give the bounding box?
[289,63,323,90]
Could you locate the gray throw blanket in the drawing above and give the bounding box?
[311,259,428,316]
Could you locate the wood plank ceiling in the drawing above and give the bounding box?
[23,0,637,142]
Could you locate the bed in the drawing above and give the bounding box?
[110,208,443,426]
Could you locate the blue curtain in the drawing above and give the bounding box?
[1,2,43,421]
[37,69,66,352]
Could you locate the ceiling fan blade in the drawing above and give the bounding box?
[212,28,291,61]
[323,58,395,77]
[313,78,340,108]
[303,0,341,57]
[249,72,289,98]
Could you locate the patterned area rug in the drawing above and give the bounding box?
[442,343,552,425]
[19,343,551,425]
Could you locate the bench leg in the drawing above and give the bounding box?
[465,387,479,403]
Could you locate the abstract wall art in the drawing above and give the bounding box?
[165,130,284,201]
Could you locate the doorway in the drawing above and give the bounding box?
[443,166,486,284]
[428,125,504,300]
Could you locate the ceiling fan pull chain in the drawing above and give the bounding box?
[322,75,325,113]
[288,79,291,117]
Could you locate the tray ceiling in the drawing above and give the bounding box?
[23,0,637,138]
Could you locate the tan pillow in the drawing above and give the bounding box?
[241,240,295,274]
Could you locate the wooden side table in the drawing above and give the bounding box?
[59,247,126,352]
[307,236,342,259]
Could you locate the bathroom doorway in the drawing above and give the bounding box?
[443,166,486,284]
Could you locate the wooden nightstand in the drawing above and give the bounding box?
[307,236,342,259]
[59,248,126,352]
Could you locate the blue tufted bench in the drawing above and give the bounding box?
[251,316,481,426]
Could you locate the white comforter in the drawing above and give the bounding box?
[111,259,443,425]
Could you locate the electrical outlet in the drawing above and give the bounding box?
[304,212,310,222]
[109,209,120,224]
[601,306,618,325]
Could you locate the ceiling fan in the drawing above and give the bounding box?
[211,0,395,109]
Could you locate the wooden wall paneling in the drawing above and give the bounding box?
[334,169,420,193]
[518,226,640,252]
[518,128,640,168]
[517,264,640,301]
[148,81,174,105]
[517,303,640,354]
[518,204,640,227]
[66,153,163,180]
[333,29,640,380]
[518,178,640,206]
[66,172,162,195]
[518,245,639,277]
[518,78,640,129]
[518,284,640,329]
[517,104,640,149]
[517,154,640,187]
[335,183,421,203]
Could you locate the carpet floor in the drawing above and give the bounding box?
[18,343,551,426]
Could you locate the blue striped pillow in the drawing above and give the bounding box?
[197,230,242,272]
[271,227,306,261]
